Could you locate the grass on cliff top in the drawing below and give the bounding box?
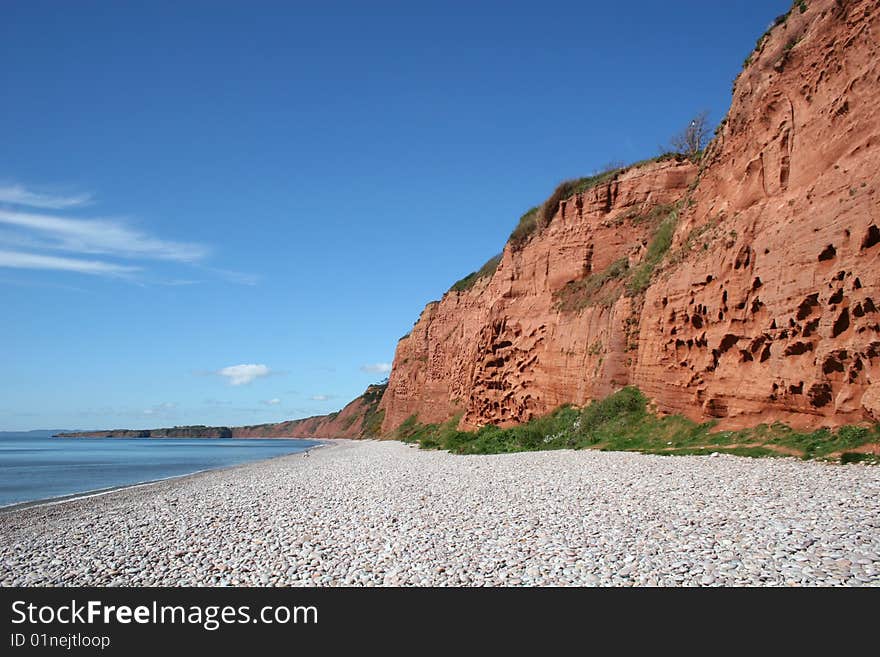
[508,206,541,248]
[449,253,503,293]
[395,387,880,463]
[743,0,808,68]
[507,153,684,249]
[455,152,686,302]
[508,171,621,249]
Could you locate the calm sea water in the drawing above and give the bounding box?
[0,432,320,507]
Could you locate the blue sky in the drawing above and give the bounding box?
[0,1,789,431]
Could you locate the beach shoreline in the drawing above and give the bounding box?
[1,440,878,586]
[0,440,331,514]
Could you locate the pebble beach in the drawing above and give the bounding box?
[1,440,878,586]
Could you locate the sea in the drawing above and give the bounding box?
[0,431,321,508]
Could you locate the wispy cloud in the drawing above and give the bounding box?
[0,250,139,276]
[262,398,281,405]
[0,181,259,284]
[202,266,260,286]
[309,394,333,402]
[0,209,208,262]
[218,364,271,386]
[0,183,93,209]
[360,362,392,374]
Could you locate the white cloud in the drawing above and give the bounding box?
[309,394,332,401]
[263,398,281,405]
[0,250,140,276]
[360,362,392,374]
[0,183,92,209]
[218,364,271,386]
[0,208,208,262]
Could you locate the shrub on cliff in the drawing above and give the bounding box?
[508,154,686,250]
[625,210,677,296]
[554,258,629,312]
[743,1,807,71]
[669,111,711,161]
[508,206,540,247]
[359,383,387,437]
[449,253,502,293]
[508,169,624,248]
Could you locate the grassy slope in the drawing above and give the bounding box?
[390,387,880,464]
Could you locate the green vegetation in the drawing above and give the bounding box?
[625,210,677,296]
[507,153,687,250]
[396,386,880,462]
[555,258,629,312]
[540,170,621,225]
[668,216,722,265]
[629,202,677,226]
[459,153,691,309]
[745,1,807,70]
[362,407,385,437]
[841,452,880,465]
[509,158,673,248]
[450,253,502,292]
[776,34,803,71]
[508,206,540,247]
[554,204,679,312]
[508,170,622,249]
[359,383,387,437]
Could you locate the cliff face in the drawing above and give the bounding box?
[636,0,880,427]
[381,0,880,432]
[381,160,698,431]
[58,384,386,439]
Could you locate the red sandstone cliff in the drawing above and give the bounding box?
[381,159,698,430]
[636,0,880,427]
[380,0,880,432]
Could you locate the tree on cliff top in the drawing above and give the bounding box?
[670,111,711,160]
